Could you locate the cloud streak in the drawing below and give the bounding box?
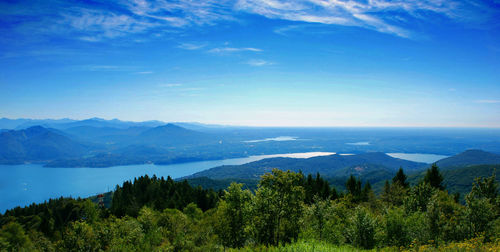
[158,83,183,87]
[1,0,496,42]
[236,0,493,38]
[208,47,263,53]
[246,59,273,66]
[178,42,208,50]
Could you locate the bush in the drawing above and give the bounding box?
[347,206,377,249]
[384,207,410,247]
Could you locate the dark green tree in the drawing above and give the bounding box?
[424,164,444,190]
[392,167,409,188]
[346,175,362,202]
[361,182,372,202]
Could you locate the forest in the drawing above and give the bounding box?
[0,165,499,251]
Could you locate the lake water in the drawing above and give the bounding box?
[346,141,371,146]
[0,151,447,212]
[243,136,298,143]
[387,153,448,164]
[0,152,334,212]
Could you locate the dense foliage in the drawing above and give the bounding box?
[1,166,499,251]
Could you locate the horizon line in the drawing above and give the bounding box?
[2,117,500,129]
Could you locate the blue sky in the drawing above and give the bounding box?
[0,0,499,127]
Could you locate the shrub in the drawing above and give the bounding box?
[347,206,377,249]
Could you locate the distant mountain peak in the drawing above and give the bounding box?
[162,123,185,129]
[24,125,49,134]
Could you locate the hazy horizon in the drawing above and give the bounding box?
[3,116,500,129]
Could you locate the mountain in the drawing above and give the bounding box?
[172,122,233,132]
[62,126,150,144]
[51,118,165,130]
[435,149,500,169]
[0,118,76,130]
[0,126,89,164]
[136,124,215,146]
[187,152,427,180]
[0,118,166,130]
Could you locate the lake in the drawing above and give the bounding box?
[387,153,448,164]
[0,152,334,212]
[243,136,298,143]
[0,151,447,212]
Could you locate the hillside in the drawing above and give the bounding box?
[407,164,500,198]
[0,126,89,164]
[62,126,150,144]
[135,123,215,146]
[435,149,500,169]
[188,152,427,180]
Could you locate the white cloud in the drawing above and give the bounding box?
[62,8,157,40]
[476,100,500,104]
[85,65,128,71]
[236,0,486,38]
[3,0,495,42]
[135,71,154,74]
[246,59,273,66]
[158,83,183,87]
[180,87,204,91]
[178,42,207,50]
[208,47,262,53]
[122,0,235,27]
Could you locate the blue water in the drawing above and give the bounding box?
[0,152,334,212]
[0,151,447,212]
[387,153,448,164]
[243,136,298,143]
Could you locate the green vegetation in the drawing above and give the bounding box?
[408,164,500,201]
[1,166,499,251]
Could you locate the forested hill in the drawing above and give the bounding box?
[187,152,427,180]
[435,149,500,169]
[407,164,500,198]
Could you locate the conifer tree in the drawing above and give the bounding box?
[392,167,409,188]
[424,164,444,190]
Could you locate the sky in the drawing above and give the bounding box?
[0,0,499,127]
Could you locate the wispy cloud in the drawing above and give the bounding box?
[84,65,133,71]
[123,0,235,27]
[1,0,496,42]
[178,42,207,50]
[180,87,204,91]
[158,83,183,87]
[246,59,273,66]
[62,8,157,41]
[208,47,262,53]
[476,100,500,104]
[135,71,154,74]
[236,0,493,38]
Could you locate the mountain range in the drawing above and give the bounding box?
[2,118,500,169]
[0,126,89,164]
